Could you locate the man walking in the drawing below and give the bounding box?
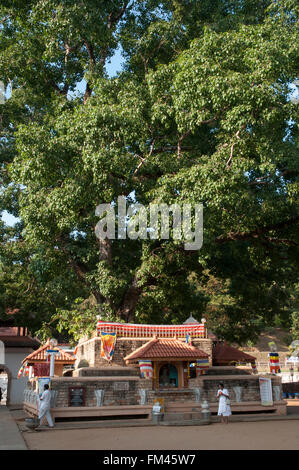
[38,384,54,428]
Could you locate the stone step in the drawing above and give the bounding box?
[161,419,211,426]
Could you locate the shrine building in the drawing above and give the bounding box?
[23,316,287,423]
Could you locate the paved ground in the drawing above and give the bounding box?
[0,406,27,450]
[21,419,299,450]
[2,402,299,451]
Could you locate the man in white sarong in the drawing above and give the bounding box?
[217,382,231,424]
[38,384,54,428]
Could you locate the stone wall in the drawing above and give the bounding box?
[282,381,299,394]
[73,367,140,377]
[189,374,283,403]
[50,377,153,408]
[48,375,283,408]
[75,336,213,369]
[25,370,283,411]
[147,389,197,405]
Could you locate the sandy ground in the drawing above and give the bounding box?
[22,419,299,450]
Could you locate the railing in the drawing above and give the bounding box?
[97,321,205,338]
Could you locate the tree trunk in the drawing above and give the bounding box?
[117,274,141,322]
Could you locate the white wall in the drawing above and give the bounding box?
[3,348,34,405]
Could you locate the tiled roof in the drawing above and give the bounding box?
[183,315,199,324]
[213,342,256,364]
[0,335,40,349]
[125,337,209,362]
[22,339,76,364]
[5,308,20,315]
[0,327,19,336]
[207,331,217,340]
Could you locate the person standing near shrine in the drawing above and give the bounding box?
[38,384,54,428]
[217,382,231,424]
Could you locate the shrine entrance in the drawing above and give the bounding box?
[159,363,179,388]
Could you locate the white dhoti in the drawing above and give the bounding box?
[38,389,54,427]
[38,407,54,427]
[217,388,232,417]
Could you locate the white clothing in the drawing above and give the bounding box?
[217,388,232,416]
[38,389,54,427]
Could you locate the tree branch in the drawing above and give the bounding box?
[133,140,155,175]
[177,130,191,158]
[225,128,242,168]
[109,1,129,26]
[215,216,299,244]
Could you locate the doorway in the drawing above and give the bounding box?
[159,363,179,388]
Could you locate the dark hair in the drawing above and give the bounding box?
[218,383,224,388]
[44,384,49,390]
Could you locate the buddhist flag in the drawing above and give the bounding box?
[186,333,192,345]
[17,365,24,379]
[100,332,117,361]
[268,352,281,374]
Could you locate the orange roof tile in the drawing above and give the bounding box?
[22,339,75,364]
[0,327,20,336]
[125,338,209,362]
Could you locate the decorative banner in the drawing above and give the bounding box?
[259,377,273,406]
[100,332,117,361]
[268,352,281,374]
[196,358,209,376]
[138,360,153,378]
[33,363,50,377]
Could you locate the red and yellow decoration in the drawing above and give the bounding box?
[100,332,117,361]
[268,352,281,374]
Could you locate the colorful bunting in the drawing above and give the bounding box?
[17,365,24,379]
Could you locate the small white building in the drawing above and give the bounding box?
[0,327,40,405]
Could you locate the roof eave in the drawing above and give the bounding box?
[126,356,207,363]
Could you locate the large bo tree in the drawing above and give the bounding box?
[0,0,298,343]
